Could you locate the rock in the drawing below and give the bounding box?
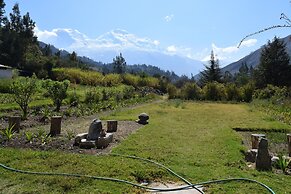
[79,139,96,149]
[87,119,102,140]
[256,138,272,171]
[96,133,113,149]
[74,133,88,146]
[137,113,149,125]
[245,149,257,163]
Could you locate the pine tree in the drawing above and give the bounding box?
[235,62,250,86]
[199,50,222,85]
[0,0,6,26]
[113,53,126,74]
[254,37,291,87]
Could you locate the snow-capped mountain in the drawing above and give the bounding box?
[35,28,204,76]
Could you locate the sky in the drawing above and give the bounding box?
[4,0,291,68]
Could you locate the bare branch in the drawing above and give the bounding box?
[238,13,291,48]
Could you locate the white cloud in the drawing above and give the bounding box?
[200,39,258,64]
[34,26,58,42]
[167,45,177,52]
[240,39,257,47]
[164,14,174,22]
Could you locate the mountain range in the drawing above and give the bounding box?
[37,28,204,76]
[39,28,291,78]
[222,35,291,74]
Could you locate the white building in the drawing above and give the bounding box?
[0,64,12,79]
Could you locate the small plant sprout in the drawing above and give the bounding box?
[276,154,291,174]
[24,131,34,143]
[66,129,75,140]
[1,124,15,141]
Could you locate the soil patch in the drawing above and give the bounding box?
[0,119,143,155]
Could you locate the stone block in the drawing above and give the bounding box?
[79,139,96,149]
[74,133,88,146]
[96,133,113,149]
[256,138,272,171]
[245,149,257,163]
[137,113,149,125]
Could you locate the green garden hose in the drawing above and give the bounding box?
[0,154,276,194]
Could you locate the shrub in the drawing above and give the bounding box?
[240,83,255,102]
[103,74,122,86]
[43,79,70,111]
[253,85,288,100]
[138,76,159,88]
[0,79,13,93]
[84,89,101,104]
[68,89,80,107]
[202,82,226,101]
[123,86,135,99]
[122,73,139,88]
[167,84,179,99]
[10,76,38,119]
[181,82,202,100]
[52,68,104,86]
[225,83,241,101]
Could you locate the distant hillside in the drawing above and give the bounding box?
[38,29,204,76]
[222,34,291,74]
[38,41,180,81]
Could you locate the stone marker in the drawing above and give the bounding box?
[107,120,118,132]
[74,119,114,149]
[256,138,272,171]
[137,113,149,125]
[245,149,258,163]
[8,116,21,132]
[50,116,62,136]
[251,134,266,149]
[287,134,291,157]
[87,119,102,140]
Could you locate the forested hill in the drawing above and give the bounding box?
[39,41,180,81]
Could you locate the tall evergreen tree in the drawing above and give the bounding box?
[0,0,6,26]
[199,50,222,85]
[113,53,126,74]
[0,3,36,67]
[235,62,250,86]
[254,37,291,87]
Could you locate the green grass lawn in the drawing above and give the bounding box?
[1,101,291,193]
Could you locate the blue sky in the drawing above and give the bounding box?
[4,0,291,67]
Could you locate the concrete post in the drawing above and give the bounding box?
[107,120,118,132]
[50,116,62,136]
[251,134,266,149]
[287,134,291,157]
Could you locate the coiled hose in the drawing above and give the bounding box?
[0,153,275,193]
